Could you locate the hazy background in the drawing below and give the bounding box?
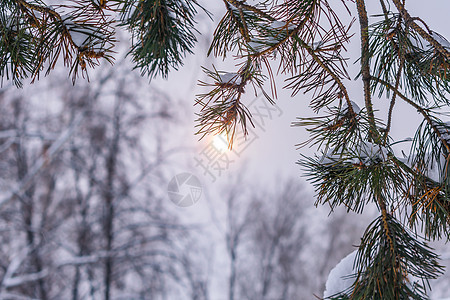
[0,0,450,299]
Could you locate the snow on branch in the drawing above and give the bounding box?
[323,250,357,298]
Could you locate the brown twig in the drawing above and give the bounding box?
[225,0,274,21]
[372,76,450,154]
[384,53,405,144]
[356,0,377,140]
[392,0,450,60]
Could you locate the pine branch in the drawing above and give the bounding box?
[351,215,444,299]
[372,76,450,154]
[0,0,115,86]
[369,13,450,107]
[224,0,273,21]
[384,46,405,143]
[392,0,450,61]
[377,195,396,259]
[249,1,314,58]
[356,0,376,139]
[296,36,355,115]
[121,0,204,78]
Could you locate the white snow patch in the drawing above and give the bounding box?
[320,148,357,165]
[433,121,450,141]
[248,35,280,50]
[268,20,296,31]
[218,72,242,85]
[410,31,450,51]
[320,149,338,164]
[342,101,361,115]
[324,250,357,298]
[427,157,445,183]
[61,14,105,49]
[308,40,324,50]
[399,152,444,184]
[248,40,265,51]
[248,20,295,52]
[358,141,388,163]
[431,32,450,50]
[420,121,450,183]
[410,33,429,49]
[320,141,387,166]
[323,250,427,299]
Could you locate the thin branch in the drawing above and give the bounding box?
[377,198,395,255]
[392,0,450,60]
[15,0,78,49]
[299,37,355,115]
[250,0,316,58]
[224,0,274,21]
[356,0,376,139]
[15,0,61,19]
[384,54,405,143]
[379,0,389,16]
[372,76,450,154]
[237,5,251,42]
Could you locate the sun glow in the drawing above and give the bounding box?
[212,132,230,152]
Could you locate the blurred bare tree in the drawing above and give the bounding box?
[0,63,206,299]
[238,180,309,300]
[215,178,354,299]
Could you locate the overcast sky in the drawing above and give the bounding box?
[157,0,450,192]
[155,3,450,296]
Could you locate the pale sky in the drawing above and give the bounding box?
[158,3,450,296]
[161,0,450,188]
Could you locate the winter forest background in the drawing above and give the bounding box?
[1,0,450,299]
